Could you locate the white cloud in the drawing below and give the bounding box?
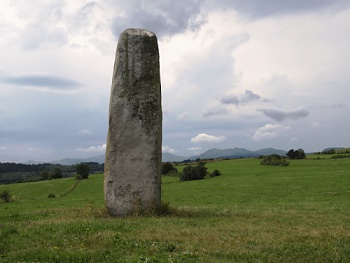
[252,124,291,142]
[159,9,247,117]
[77,129,92,135]
[0,1,115,52]
[0,146,6,150]
[162,145,177,154]
[191,133,226,143]
[76,144,106,153]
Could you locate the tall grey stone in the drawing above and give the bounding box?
[104,28,162,216]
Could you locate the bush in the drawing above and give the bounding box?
[0,190,12,203]
[180,161,208,181]
[287,149,306,159]
[261,154,289,166]
[167,169,179,176]
[180,165,196,181]
[196,161,208,179]
[161,162,178,175]
[76,174,83,180]
[322,149,335,154]
[331,154,350,159]
[47,193,56,198]
[210,169,222,177]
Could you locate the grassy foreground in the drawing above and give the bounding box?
[0,158,349,262]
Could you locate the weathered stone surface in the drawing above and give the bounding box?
[104,28,162,216]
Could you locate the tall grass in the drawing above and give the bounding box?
[0,158,349,262]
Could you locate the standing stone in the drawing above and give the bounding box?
[104,28,162,216]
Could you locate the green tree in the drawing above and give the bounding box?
[180,161,208,181]
[51,167,63,179]
[287,149,306,159]
[76,163,90,179]
[180,165,197,181]
[161,162,177,175]
[196,161,208,179]
[40,170,50,180]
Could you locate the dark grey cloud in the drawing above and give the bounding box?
[11,0,349,52]
[258,107,309,122]
[331,103,346,109]
[111,0,204,38]
[110,0,349,40]
[1,75,80,89]
[209,0,350,19]
[221,90,261,106]
[203,107,228,117]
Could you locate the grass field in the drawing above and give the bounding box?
[0,158,349,262]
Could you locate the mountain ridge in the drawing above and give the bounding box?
[22,148,287,164]
[191,147,287,160]
[19,146,350,164]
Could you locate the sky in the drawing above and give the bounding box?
[0,0,349,162]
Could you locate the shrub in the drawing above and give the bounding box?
[167,169,179,177]
[161,162,178,175]
[196,161,208,179]
[210,169,222,177]
[0,190,12,203]
[47,193,56,198]
[322,149,335,154]
[261,154,289,166]
[180,161,208,181]
[331,154,350,159]
[287,149,306,159]
[180,165,197,181]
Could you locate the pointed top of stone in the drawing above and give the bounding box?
[122,28,156,38]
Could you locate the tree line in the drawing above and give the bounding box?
[0,162,104,184]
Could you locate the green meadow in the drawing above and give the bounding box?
[1,158,349,262]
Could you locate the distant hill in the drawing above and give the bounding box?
[51,153,186,165]
[22,148,288,165]
[322,147,345,153]
[192,147,287,160]
[50,155,105,165]
[162,152,187,162]
[254,148,287,156]
[193,148,252,159]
